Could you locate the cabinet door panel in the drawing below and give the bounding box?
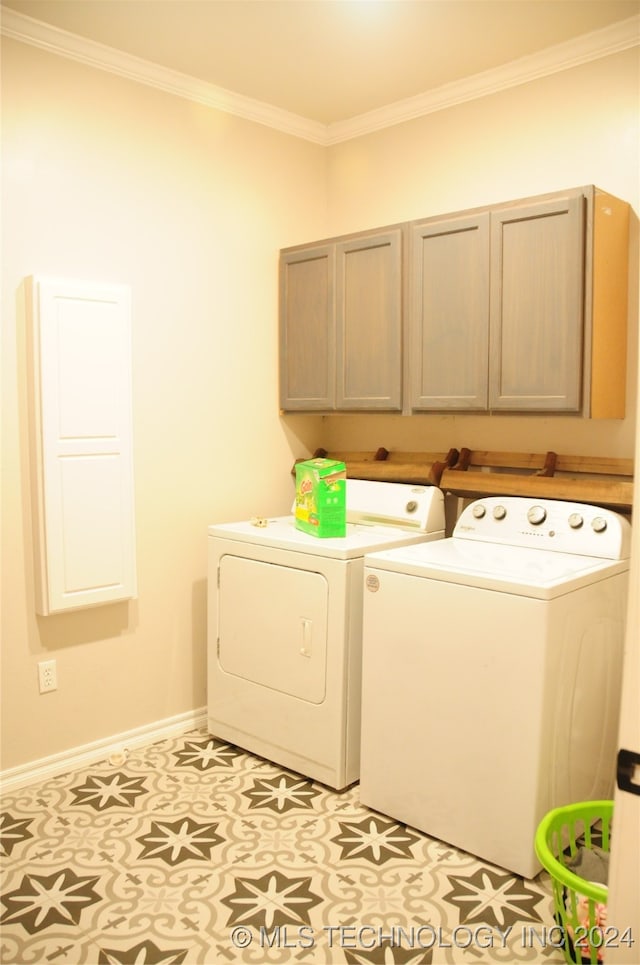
[279,246,335,410]
[28,276,137,614]
[410,214,490,409]
[335,230,402,410]
[489,196,584,411]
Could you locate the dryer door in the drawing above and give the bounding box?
[217,554,328,703]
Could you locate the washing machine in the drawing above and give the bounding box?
[359,495,631,878]
[207,479,445,789]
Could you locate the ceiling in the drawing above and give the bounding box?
[2,0,639,132]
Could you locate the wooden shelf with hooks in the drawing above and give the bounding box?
[292,447,459,488]
[291,447,634,513]
[440,449,634,513]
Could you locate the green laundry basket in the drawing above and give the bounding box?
[535,800,612,965]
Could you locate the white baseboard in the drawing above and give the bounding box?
[0,707,208,794]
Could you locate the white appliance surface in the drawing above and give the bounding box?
[208,478,446,559]
[208,516,436,559]
[359,496,631,878]
[207,479,445,790]
[365,536,628,598]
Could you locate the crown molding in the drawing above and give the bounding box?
[326,14,640,144]
[0,6,328,144]
[1,6,638,146]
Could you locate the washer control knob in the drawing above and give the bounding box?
[472,504,486,519]
[406,500,418,514]
[527,505,547,526]
[568,513,584,529]
[493,505,507,520]
[592,516,608,533]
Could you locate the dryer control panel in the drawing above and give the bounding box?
[454,497,631,560]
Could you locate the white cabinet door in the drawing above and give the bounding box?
[28,276,137,614]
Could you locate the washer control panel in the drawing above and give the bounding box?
[454,496,631,560]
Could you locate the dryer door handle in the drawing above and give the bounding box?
[300,618,312,658]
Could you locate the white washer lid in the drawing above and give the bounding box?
[208,515,444,560]
[364,537,629,599]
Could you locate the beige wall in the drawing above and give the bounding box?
[1,37,638,774]
[315,48,640,458]
[0,39,325,771]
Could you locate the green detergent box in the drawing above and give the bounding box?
[295,458,347,538]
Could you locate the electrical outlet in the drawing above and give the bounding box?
[38,659,57,694]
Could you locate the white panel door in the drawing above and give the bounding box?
[28,276,137,614]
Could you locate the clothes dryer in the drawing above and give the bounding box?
[360,496,631,877]
[207,479,445,789]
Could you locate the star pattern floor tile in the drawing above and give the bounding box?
[0,731,565,964]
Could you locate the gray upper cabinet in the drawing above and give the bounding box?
[279,228,403,412]
[335,231,402,410]
[409,213,490,410]
[279,244,334,411]
[489,194,584,411]
[410,194,585,413]
[280,186,629,418]
[409,187,628,417]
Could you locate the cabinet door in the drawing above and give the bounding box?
[409,214,490,409]
[28,276,137,614]
[279,245,335,410]
[489,195,584,411]
[336,230,402,410]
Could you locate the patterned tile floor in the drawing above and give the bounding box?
[0,730,565,964]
